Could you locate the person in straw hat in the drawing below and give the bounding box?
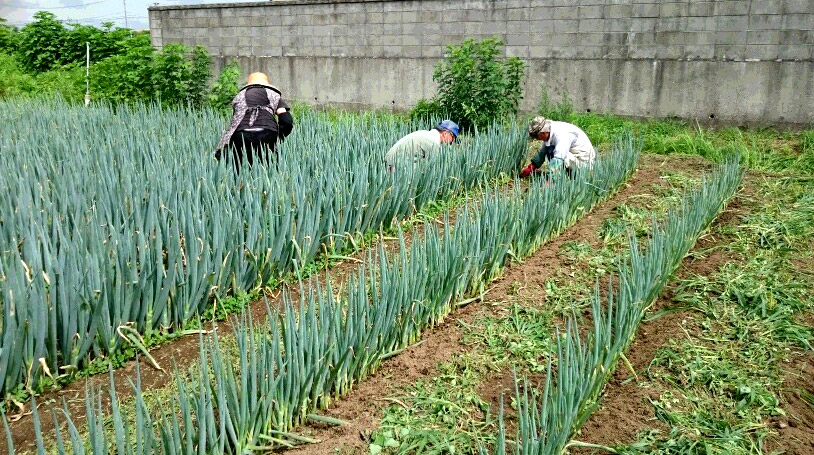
[519,116,595,179]
[215,72,294,168]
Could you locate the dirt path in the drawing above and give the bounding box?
[572,177,755,449]
[281,154,712,454]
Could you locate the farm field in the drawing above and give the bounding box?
[1,100,812,455]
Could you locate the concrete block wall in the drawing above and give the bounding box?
[149,0,814,125]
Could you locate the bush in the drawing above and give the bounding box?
[91,43,156,103]
[188,46,212,106]
[1,12,210,106]
[0,53,36,97]
[412,37,525,131]
[0,18,17,53]
[16,11,67,73]
[408,98,442,123]
[37,64,86,103]
[91,43,211,106]
[208,61,241,112]
[62,22,136,65]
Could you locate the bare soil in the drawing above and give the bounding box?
[767,351,814,455]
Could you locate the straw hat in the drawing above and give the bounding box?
[246,72,271,85]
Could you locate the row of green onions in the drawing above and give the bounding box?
[489,156,744,454]
[4,132,640,452]
[0,99,525,399]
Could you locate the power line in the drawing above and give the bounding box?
[2,0,111,11]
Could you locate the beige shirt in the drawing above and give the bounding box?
[384,129,442,167]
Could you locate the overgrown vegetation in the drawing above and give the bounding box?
[410,37,525,130]
[0,12,235,106]
[537,87,814,175]
[617,177,814,455]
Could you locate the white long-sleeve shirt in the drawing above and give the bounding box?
[544,121,596,168]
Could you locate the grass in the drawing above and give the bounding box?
[614,176,814,455]
[537,92,814,175]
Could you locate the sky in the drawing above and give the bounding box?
[1,0,231,30]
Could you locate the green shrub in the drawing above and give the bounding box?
[208,61,241,112]
[90,43,155,103]
[408,98,442,122]
[91,43,211,106]
[0,53,36,97]
[14,12,146,73]
[61,22,136,65]
[0,18,17,53]
[416,37,525,130]
[16,11,67,73]
[36,64,85,103]
[154,44,195,105]
[188,46,212,106]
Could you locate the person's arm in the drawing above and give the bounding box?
[530,143,554,168]
[276,99,293,139]
[278,111,293,139]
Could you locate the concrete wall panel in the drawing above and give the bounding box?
[149,0,814,125]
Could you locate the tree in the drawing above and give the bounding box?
[0,17,18,53]
[17,11,68,72]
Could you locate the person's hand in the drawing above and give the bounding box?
[519,163,536,178]
[276,107,287,115]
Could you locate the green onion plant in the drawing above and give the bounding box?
[489,156,743,455]
[0,99,525,398]
[3,130,641,452]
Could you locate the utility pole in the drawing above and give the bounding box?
[123,0,129,28]
[84,42,90,106]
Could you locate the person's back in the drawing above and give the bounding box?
[384,129,443,168]
[545,120,595,170]
[215,72,293,168]
[548,121,593,158]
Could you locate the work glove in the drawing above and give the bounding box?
[519,163,536,178]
